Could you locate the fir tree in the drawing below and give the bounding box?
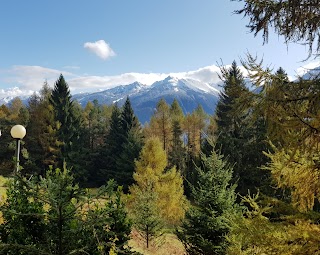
[177,147,240,255]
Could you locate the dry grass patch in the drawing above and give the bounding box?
[128,229,186,255]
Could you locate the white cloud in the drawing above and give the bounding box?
[0,63,243,97]
[0,65,74,97]
[84,40,116,60]
[0,87,35,99]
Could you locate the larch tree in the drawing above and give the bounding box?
[148,98,172,152]
[234,0,320,57]
[129,138,188,247]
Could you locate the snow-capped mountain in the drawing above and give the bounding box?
[0,95,30,106]
[73,76,220,123]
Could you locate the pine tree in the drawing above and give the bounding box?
[177,147,240,255]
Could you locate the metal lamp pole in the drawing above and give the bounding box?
[10,125,26,174]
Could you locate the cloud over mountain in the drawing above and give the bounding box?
[1,60,318,99]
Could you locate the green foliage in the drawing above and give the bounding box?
[131,188,164,249]
[0,177,45,254]
[0,167,134,255]
[50,74,82,166]
[215,60,270,196]
[98,98,143,190]
[234,0,320,57]
[168,120,186,175]
[177,147,240,255]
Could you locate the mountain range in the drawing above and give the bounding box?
[72,76,221,123]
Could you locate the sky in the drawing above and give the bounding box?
[0,0,318,98]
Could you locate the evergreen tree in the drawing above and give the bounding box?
[168,120,186,176]
[98,99,143,189]
[117,97,143,190]
[98,104,122,184]
[25,82,59,175]
[170,98,184,123]
[215,61,269,195]
[132,188,164,249]
[0,167,134,255]
[177,147,240,255]
[49,74,81,165]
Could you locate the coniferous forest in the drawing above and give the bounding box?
[1,0,320,254]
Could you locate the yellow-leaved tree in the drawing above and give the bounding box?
[129,137,188,247]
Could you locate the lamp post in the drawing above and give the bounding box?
[10,125,26,174]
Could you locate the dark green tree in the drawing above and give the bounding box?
[98,99,143,190]
[168,120,186,175]
[215,61,270,195]
[49,74,82,165]
[0,167,134,255]
[97,104,122,184]
[25,82,59,175]
[117,97,143,189]
[177,147,240,255]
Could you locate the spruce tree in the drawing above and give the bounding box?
[168,120,186,175]
[117,97,143,190]
[177,147,240,255]
[98,104,122,184]
[215,61,269,195]
[98,99,143,189]
[49,74,81,166]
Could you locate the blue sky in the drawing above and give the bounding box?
[0,0,317,98]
